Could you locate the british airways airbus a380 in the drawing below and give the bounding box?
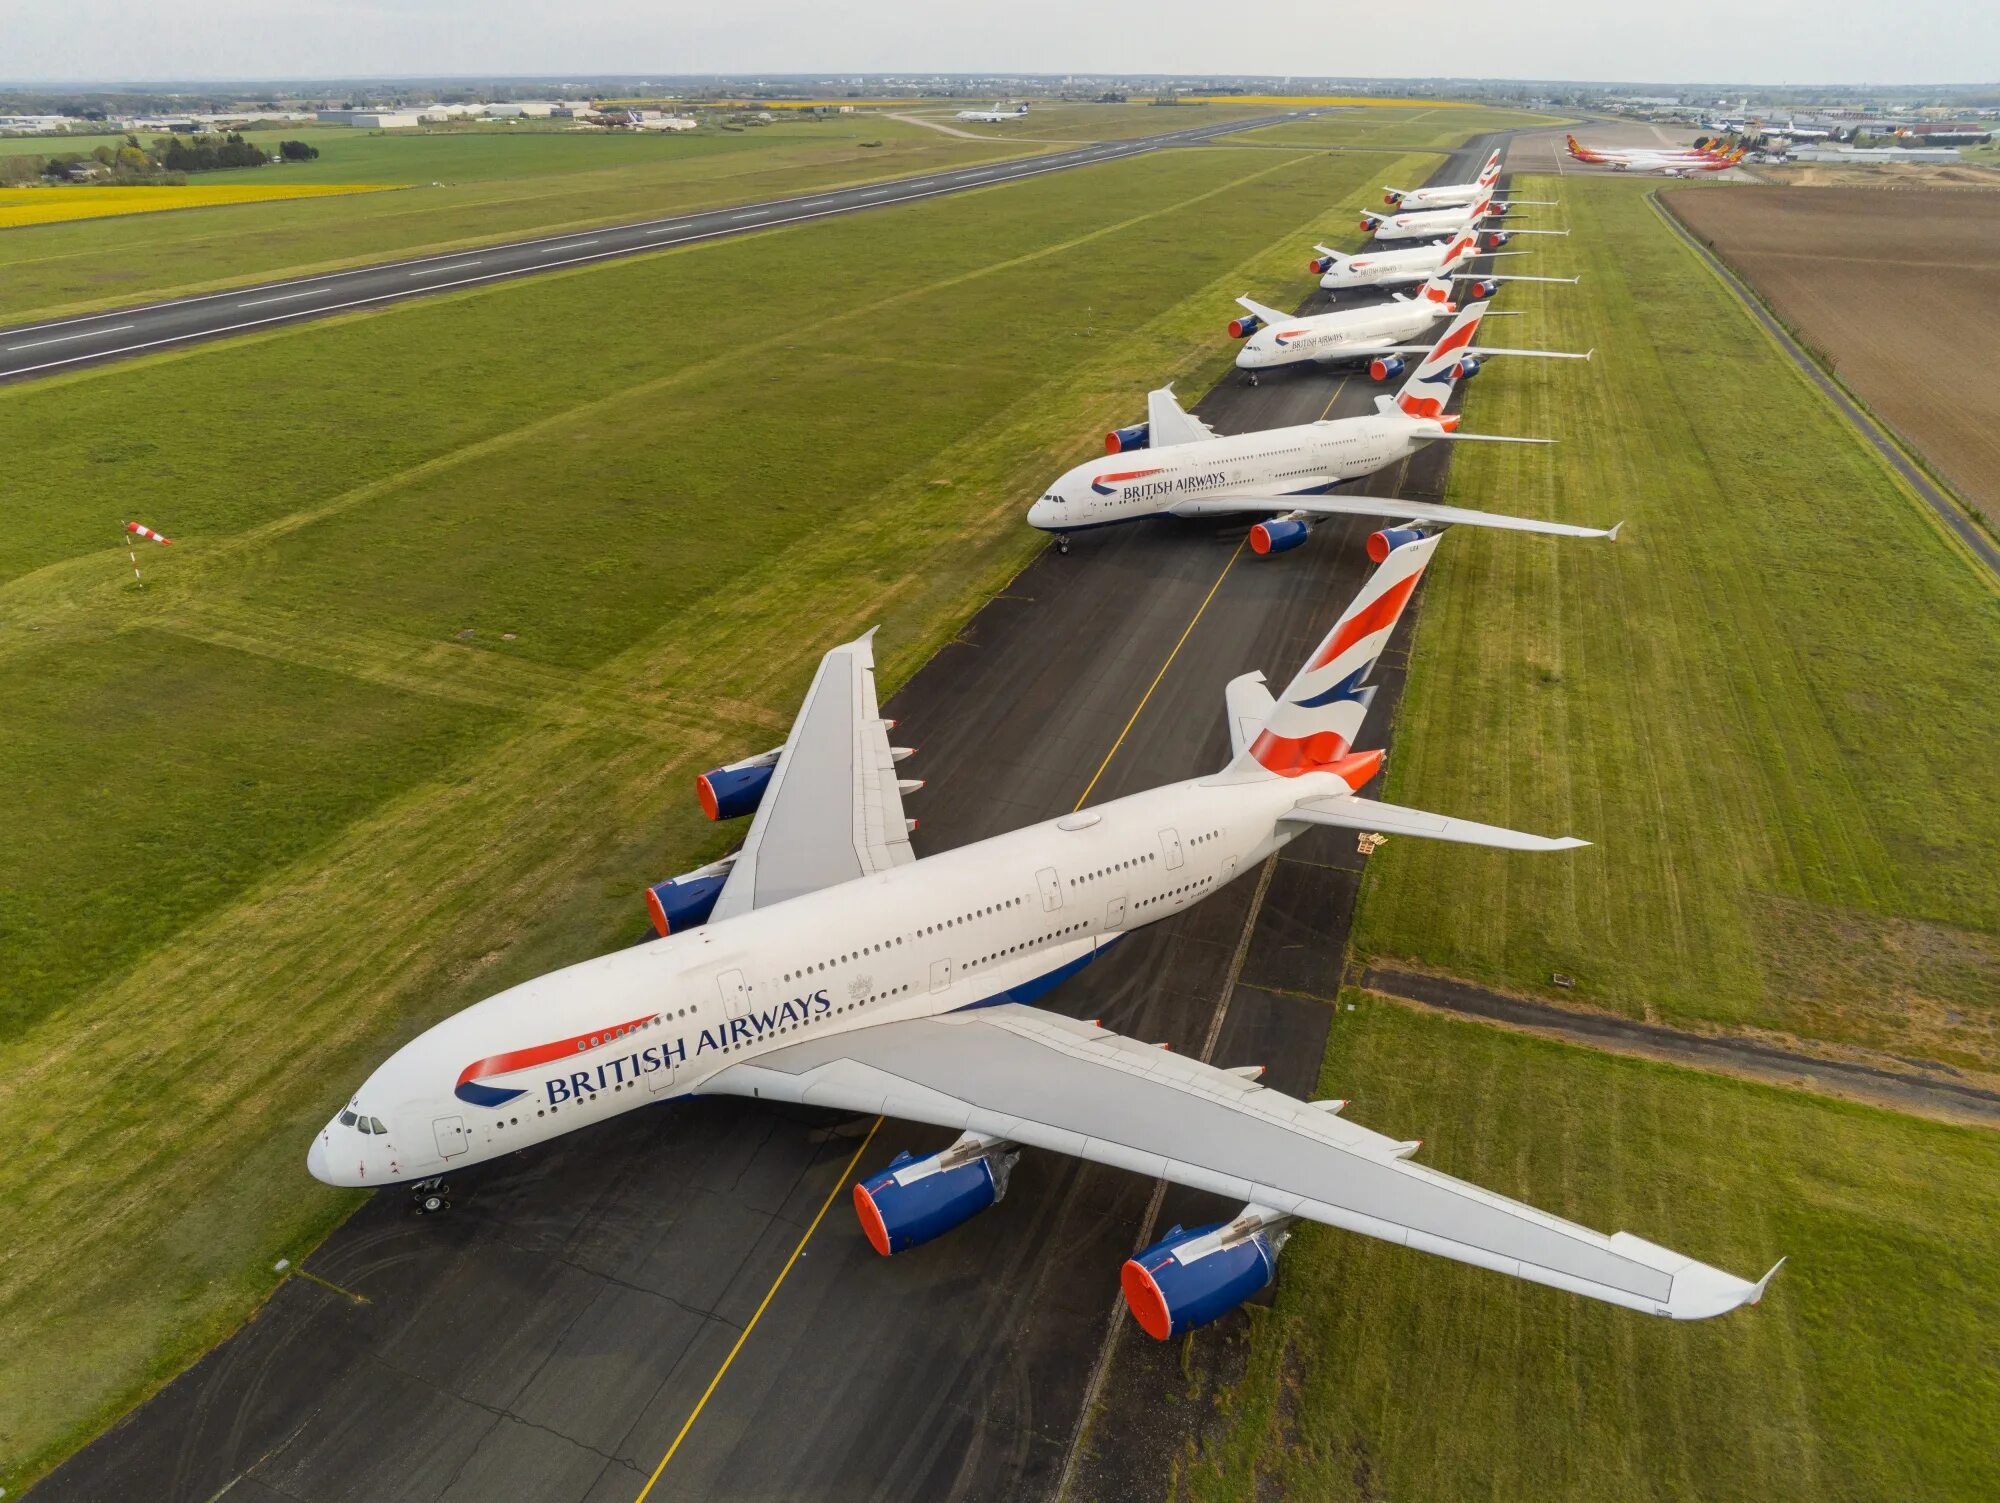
[309,533,1778,1337]
[1030,301,1612,555]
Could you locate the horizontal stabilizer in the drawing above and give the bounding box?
[1170,492,1616,541]
[1285,794,1588,851]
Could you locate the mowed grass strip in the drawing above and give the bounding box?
[1353,174,2000,1070]
[1181,998,2000,1503]
[0,182,385,228]
[0,143,1443,1489]
[0,117,1042,324]
[1235,103,1562,150]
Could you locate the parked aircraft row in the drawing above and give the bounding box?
[312,142,1780,1350]
[1565,132,1748,176]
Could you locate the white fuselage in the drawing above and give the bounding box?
[308,772,1336,1189]
[1392,179,1493,210]
[1235,297,1446,371]
[1027,412,1432,533]
[1321,241,1466,291]
[1369,205,1481,241]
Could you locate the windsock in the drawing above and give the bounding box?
[125,521,173,545]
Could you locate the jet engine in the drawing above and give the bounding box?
[1481,230,1512,250]
[1105,423,1150,455]
[1368,355,1406,382]
[1120,1211,1292,1340]
[1308,255,1334,274]
[644,856,736,936]
[1366,526,1426,563]
[1227,314,1264,339]
[696,749,781,820]
[1468,277,1500,298]
[1358,214,1383,233]
[1249,517,1311,556]
[1453,355,1483,380]
[853,1134,1019,1255]
[1383,190,1404,206]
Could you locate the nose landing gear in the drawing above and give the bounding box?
[1057,536,1071,555]
[410,1177,452,1216]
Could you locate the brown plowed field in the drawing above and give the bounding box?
[1668,184,2000,528]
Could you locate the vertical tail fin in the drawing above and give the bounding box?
[1394,300,1489,418]
[1221,534,1440,782]
[1415,270,1455,308]
[1478,149,1503,184]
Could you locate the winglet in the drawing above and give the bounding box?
[1609,520,1625,541]
[1749,1257,1787,1306]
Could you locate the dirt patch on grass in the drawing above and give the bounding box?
[1667,184,2000,528]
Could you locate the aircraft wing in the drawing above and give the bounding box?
[1235,295,1294,327]
[1373,344,1592,360]
[708,630,914,922]
[1147,383,1218,447]
[705,1003,1777,1319]
[1167,491,1619,540]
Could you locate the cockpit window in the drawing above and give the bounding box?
[368,1117,387,1135]
[338,1110,358,1127]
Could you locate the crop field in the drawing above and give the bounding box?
[0,181,383,228]
[1235,103,1563,150]
[1667,183,2000,528]
[1181,999,2000,1502]
[0,116,1040,323]
[1351,174,2000,1077]
[0,140,1444,1490]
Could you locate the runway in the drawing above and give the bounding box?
[0,113,1281,385]
[35,131,1522,1503]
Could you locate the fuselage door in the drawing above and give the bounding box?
[1107,895,1127,930]
[717,967,749,1021]
[929,957,954,994]
[1035,866,1063,912]
[433,1115,468,1159]
[1158,827,1184,870]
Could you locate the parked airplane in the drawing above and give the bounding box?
[1228,279,1590,381]
[1358,193,1566,243]
[1311,228,1580,295]
[308,535,1780,1336]
[1565,134,1745,175]
[1030,303,1607,554]
[957,103,1028,122]
[1382,148,1504,208]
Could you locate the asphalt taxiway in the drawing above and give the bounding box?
[36,132,1529,1502]
[0,113,1281,384]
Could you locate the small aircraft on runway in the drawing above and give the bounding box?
[1311,228,1580,295]
[1227,276,1591,381]
[309,533,1780,1338]
[1030,301,1607,555]
[956,103,1028,123]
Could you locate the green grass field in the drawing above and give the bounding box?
[0,139,1445,1491]
[1352,175,2000,1073]
[1180,998,2000,1502]
[0,116,1042,322]
[1236,104,1564,151]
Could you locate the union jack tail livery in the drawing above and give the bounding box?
[1225,533,1436,783]
[1394,300,1489,419]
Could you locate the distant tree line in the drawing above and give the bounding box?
[0,133,318,187]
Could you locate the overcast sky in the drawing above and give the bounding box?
[3,0,1991,87]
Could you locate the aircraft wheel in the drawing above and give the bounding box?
[414,1192,450,1216]
[1057,536,1070,555]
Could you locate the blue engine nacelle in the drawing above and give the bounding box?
[1227,314,1264,339]
[1308,255,1333,274]
[1358,213,1383,233]
[1121,1220,1284,1340]
[1454,355,1484,380]
[1249,517,1311,556]
[1105,422,1150,455]
[1482,230,1512,249]
[1366,526,1426,563]
[697,756,777,820]
[1368,355,1407,382]
[1468,277,1500,298]
[645,867,729,936]
[853,1142,1016,1255]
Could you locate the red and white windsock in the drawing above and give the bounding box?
[125,521,173,546]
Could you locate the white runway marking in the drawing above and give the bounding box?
[236,290,323,309]
[538,239,598,254]
[410,261,481,277]
[6,323,134,350]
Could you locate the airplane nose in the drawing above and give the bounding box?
[1027,498,1052,530]
[306,1133,333,1185]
